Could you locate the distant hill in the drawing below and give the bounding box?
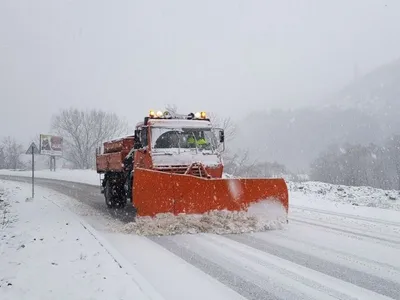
[333,58,400,113]
[329,58,400,136]
[232,107,381,172]
[232,58,400,172]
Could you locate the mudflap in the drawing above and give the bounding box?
[132,168,289,217]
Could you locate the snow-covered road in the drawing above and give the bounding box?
[1,175,399,300]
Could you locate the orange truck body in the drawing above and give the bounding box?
[96,111,288,219]
[96,137,134,172]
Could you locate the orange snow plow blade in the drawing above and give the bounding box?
[133,168,289,217]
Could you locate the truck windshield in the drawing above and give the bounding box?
[151,127,219,153]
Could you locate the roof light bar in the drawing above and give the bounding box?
[148,110,208,120]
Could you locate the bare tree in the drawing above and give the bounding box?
[205,112,239,171]
[224,149,250,176]
[223,149,261,177]
[0,146,5,169]
[252,161,290,178]
[1,137,24,170]
[223,148,290,178]
[310,140,400,190]
[207,112,237,143]
[52,108,129,169]
[165,104,178,114]
[385,135,400,189]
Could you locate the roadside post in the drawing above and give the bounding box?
[25,142,39,198]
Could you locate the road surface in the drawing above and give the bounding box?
[1,175,400,300]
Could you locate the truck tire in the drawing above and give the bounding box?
[104,180,116,208]
[104,178,127,209]
[118,197,127,208]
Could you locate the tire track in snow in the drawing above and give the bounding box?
[292,205,400,228]
[148,236,284,300]
[152,235,338,300]
[290,217,400,248]
[226,234,400,299]
[264,225,400,274]
[165,234,395,300]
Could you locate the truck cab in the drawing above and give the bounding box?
[132,110,225,178]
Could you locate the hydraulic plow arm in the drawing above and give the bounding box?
[132,168,289,217]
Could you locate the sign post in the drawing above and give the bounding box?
[26,142,39,198]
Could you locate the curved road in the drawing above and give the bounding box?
[1,175,399,300]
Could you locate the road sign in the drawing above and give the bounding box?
[39,134,63,156]
[26,142,39,155]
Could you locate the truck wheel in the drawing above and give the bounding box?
[104,180,116,208]
[117,198,127,208]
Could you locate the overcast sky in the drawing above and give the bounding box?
[1,0,400,144]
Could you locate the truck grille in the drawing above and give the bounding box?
[154,164,208,178]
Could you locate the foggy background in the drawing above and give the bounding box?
[2,0,400,184]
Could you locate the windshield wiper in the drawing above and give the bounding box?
[202,151,213,155]
[152,151,173,156]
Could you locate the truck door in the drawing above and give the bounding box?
[134,126,150,169]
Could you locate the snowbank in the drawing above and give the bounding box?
[0,169,234,187]
[0,169,100,186]
[289,181,400,211]
[0,186,16,232]
[121,200,287,236]
[0,180,159,300]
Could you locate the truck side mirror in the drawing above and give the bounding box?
[219,130,225,143]
[134,129,143,149]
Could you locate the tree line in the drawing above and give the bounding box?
[310,135,400,190]
[8,106,399,192]
[0,106,294,180]
[0,137,25,170]
[0,108,129,170]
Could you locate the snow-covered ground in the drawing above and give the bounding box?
[0,180,261,300]
[0,180,163,300]
[2,174,400,299]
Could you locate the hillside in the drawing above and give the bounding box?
[326,58,400,140]
[232,59,400,172]
[232,107,382,171]
[333,58,400,116]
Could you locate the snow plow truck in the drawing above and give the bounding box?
[95,110,289,218]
